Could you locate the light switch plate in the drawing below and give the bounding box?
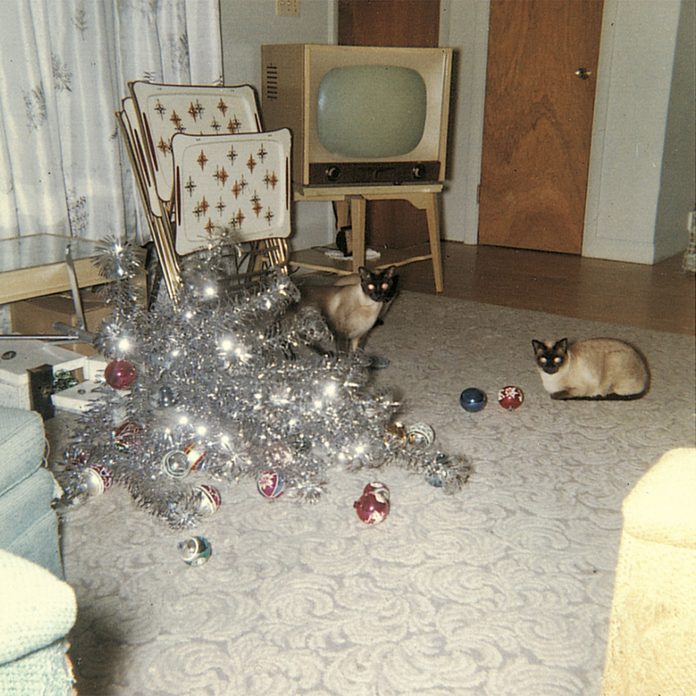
[276,0,300,17]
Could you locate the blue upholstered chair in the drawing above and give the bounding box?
[0,406,76,694]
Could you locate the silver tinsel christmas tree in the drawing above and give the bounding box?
[52,238,472,528]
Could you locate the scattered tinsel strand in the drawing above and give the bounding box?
[52,237,472,528]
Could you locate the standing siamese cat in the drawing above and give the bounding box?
[300,266,398,351]
[532,337,649,400]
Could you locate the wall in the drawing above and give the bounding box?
[438,0,489,246]
[654,0,696,261]
[583,0,694,263]
[219,0,336,251]
[220,0,694,264]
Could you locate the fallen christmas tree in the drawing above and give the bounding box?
[52,238,472,528]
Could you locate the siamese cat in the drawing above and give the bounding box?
[300,266,398,351]
[532,337,649,400]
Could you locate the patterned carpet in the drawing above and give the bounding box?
[52,291,695,695]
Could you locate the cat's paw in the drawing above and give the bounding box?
[550,390,571,400]
[367,354,390,370]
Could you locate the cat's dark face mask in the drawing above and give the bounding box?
[359,267,398,303]
[538,356,563,374]
[532,339,566,374]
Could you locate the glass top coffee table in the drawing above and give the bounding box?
[0,235,106,305]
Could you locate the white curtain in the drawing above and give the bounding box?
[0,0,223,245]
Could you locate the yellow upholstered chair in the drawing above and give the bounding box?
[602,447,696,695]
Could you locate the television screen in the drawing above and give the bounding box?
[316,65,427,159]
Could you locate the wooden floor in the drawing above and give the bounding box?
[395,242,695,336]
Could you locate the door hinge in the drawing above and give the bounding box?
[477,184,481,204]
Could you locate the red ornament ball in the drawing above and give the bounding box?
[354,482,390,525]
[497,385,524,410]
[104,359,137,389]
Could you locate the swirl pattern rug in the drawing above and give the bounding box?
[56,292,695,695]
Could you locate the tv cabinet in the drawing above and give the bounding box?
[290,183,444,293]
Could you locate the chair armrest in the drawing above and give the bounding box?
[0,549,76,665]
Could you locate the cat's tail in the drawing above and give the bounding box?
[564,391,648,401]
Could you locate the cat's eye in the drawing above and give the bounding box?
[381,283,389,290]
[539,357,547,364]
[367,283,375,290]
[553,356,562,364]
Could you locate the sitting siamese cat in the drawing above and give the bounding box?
[532,337,649,400]
[299,266,398,352]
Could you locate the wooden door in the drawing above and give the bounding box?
[479,0,603,253]
[338,0,440,250]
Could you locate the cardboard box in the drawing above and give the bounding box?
[0,339,86,413]
[10,291,113,356]
[52,379,128,415]
[50,356,128,415]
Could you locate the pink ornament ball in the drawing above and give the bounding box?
[257,469,285,500]
[354,481,390,525]
[497,385,524,410]
[104,359,137,389]
[196,484,222,515]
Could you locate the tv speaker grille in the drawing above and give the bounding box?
[265,64,278,100]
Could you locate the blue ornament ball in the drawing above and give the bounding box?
[459,387,487,413]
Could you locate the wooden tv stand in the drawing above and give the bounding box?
[290,183,444,293]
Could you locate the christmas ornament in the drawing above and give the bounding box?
[112,421,143,451]
[497,385,524,410]
[195,484,222,515]
[354,482,390,525]
[257,469,285,499]
[104,359,137,389]
[460,387,487,412]
[178,536,212,566]
[161,450,193,479]
[406,422,435,448]
[85,464,113,496]
[424,452,463,488]
[183,442,207,470]
[386,421,408,442]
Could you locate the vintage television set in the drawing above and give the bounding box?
[261,44,453,187]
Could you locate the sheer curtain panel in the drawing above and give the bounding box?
[0,0,222,244]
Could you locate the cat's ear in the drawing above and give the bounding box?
[383,265,397,278]
[358,266,370,280]
[555,338,569,353]
[531,339,544,353]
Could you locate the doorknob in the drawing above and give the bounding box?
[575,67,592,80]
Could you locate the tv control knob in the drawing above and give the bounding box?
[412,164,426,180]
[325,166,341,182]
